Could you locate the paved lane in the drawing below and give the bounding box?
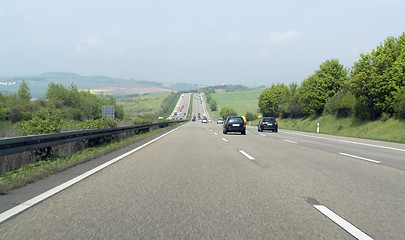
[1,96,405,239]
[1,121,404,239]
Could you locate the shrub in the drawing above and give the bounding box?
[133,118,153,125]
[220,107,237,119]
[15,112,65,135]
[78,119,118,130]
[324,87,356,117]
[245,112,257,121]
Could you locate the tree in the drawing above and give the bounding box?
[209,98,217,111]
[220,107,237,119]
[298,59,348,115]
[245,112,257,121]
[258,83,291,117]
[17,80,31,102]
[350,33,405,119]
[394,87,405,118]
[324,85,356,117]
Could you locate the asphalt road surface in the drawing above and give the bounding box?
[168,93,191,120]
[0,95,404,239]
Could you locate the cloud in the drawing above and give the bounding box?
[268,31,302,45]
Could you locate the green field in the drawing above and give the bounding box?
[209,88,265,119]
[117,92,169,118]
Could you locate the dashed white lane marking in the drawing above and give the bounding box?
[313,205,374,240]
[283,139,297,144]
[214,132,218,135]
[238,150,255,161]
[283,131,405,152]
[0,125,184,225]
[339,153,381,164]
[221,138,228,142]
[259,133,266,137]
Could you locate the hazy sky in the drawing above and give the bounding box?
[1,0,404,87]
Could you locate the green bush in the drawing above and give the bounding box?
[220,107,237,119]
[245,112,257,121]
[133,118,153,125]
[324,87,356,117]
[78,119,118,130]
[15,110,66,135]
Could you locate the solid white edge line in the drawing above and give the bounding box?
[0,125,183,225]
[221,138,228,142]
[238,150,255,161]
[313,205,374,240]
[283,131,405,152]
[283,139,297,144]
[339,153,381,164]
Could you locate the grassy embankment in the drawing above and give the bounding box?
[206,89,405,144]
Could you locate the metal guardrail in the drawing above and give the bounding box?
[0,121,185,157]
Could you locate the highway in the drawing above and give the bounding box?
[0,93,404,239]
[168,93,191,120]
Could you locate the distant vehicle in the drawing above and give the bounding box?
[258,117,278,132]
[217,118,224,124]
[223,116,246,135]
[192,116,196,121]
[202,116,208,123]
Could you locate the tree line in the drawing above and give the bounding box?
[259,33,405,120]
[0,82,124,136]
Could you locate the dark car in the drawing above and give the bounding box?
[223,116,246,135]
[258,117,278,132]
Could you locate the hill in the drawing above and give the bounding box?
[0,72,202,98]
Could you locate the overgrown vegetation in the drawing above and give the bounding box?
[1,82,124,136]
[258,33,405,122]
[204,88,218,111]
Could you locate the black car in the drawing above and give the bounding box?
[258,117,278,132]
[223,116,246,135]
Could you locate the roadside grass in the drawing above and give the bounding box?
[277,115,405,143]
[118,92,169,118]
[204,88,405,144]
[0,126,176,194]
